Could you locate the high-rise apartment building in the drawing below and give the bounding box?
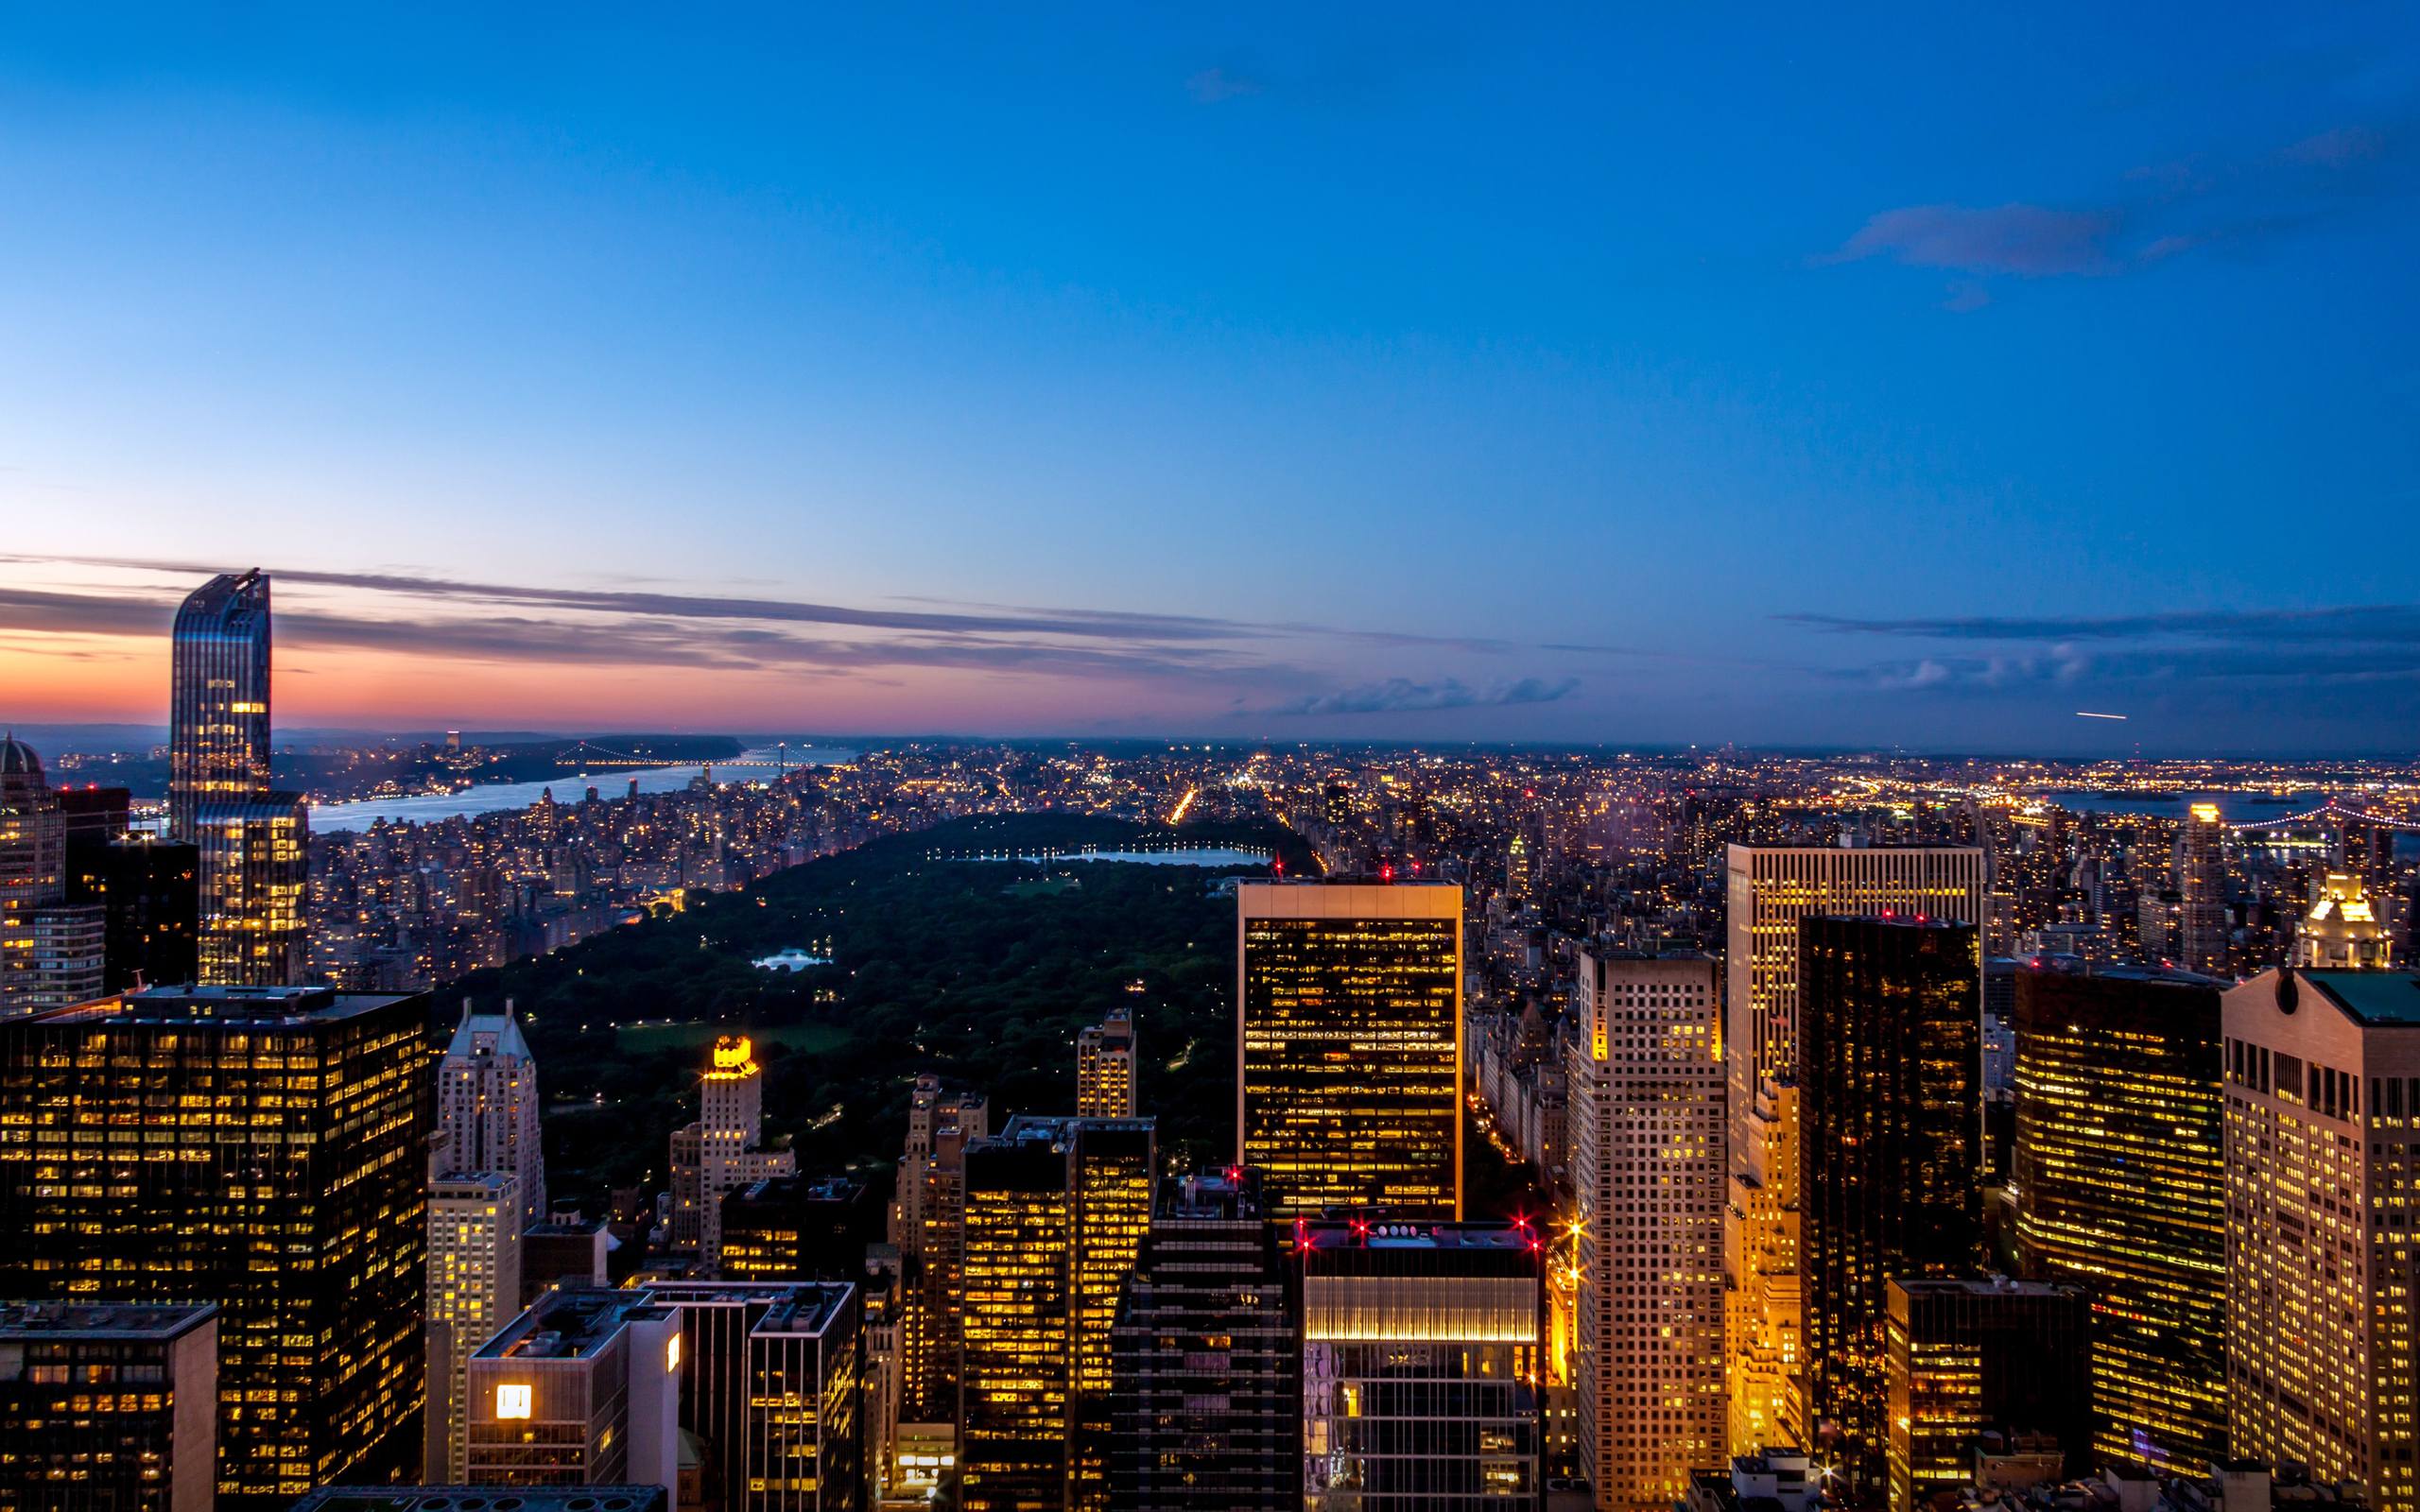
[1236,881,1461,1218]
[1883,1279,2090,1512]
[168,572,308,987]
[1798,916,1984,1491]
[1721,844,1984,1452]
[888,1077,987,1444]
[0,984,427,1502]
[1075,1007,1136,1118]
[2177,804,2231,979]
[1567,947,1725,1507]
[669,1037,796,1265]
[433,998,548,1228]
[1,739,105,1019]
[424,1171,526,1483]
[1107,1168,1300,1510]
[2011,964,2226,1475]
[958,1116,1154,1512]
[2222,968,2420,1512]
[0,1301,218,1512]
[1297,1220,1547,1508]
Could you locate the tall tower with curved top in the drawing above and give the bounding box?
[170,570,307,984]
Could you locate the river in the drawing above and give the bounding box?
[309,745,857,831]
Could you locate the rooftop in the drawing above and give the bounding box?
[289,1489,668,1512]
[35,983,422,1027]
[0,1301,218,1340]
[2304,970,2420,1026]
[474,1288,670,1362]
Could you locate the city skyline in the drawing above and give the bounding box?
[4,8,2419,751]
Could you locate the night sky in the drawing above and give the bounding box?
[4,7,2416,752]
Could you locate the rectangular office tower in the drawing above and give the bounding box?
[2222,968,2420,1512]
[958,1116,1154,1512]
[168,571,308,986]
[2011,963,2227,1475]
[0,1301,218,1512]
[0,985,427,1503]
[1297,1220,1547,1509]
[1567,947,1725,1508]
[1721,844,1984,1452]
[1883,1279,2090,1512]
[1236,881,1461,1218]
[1797,916,1984,1493]
[1075,1007,1136,1118]
[466,1287,683,1503]
[1108,1168,1301,1510]
[618,1281,864,1512]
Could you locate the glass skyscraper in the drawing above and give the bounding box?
[1236,881,1461,1219]
[169,571,308,986]
[1797,915,1984,1491]
[2011,963,2226,1475]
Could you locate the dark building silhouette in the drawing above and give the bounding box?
[1798,914,1984,1489]
[0,1301,219,1512]
[64,838,200,993]
[1107,1169,1299,1510]
[1885,1279,2091,1512]
[2011,964,2226,1475]
[0,985,428,1504]
[719,1176,882,1283]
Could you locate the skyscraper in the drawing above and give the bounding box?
[168,572,308,988]
[1722,844,1984,1452]
[1567,946,1725,1507]
[1883,1279,2090,1512]
[958,1115,1154,1512]
[1236,881,1461,1219]
[1797,915,1984,1490]
[2010,964,2226,1475]
[1107,1168,1300,1511]
[0,984,428,1503]
[167,571,273,844]
[669,1036,796,1265]
[1297,1219,1547,1508]
[424,1171,526,1483]
[0,1301,218,1512]
[888,1076,987,1443]
[2222,967,2420,1512]
[1075,1007,1136,1118]
[433,997,548,1228]
[2177,803,2230,979]
[2297,872,2395,971]
[1,738,105,1018]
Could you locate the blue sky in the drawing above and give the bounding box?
[3,6,2416,751]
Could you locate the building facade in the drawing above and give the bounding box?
[1797,916,1984,1490]
[1567,947,1725,1507]
[433,998,548,1228]
[958,1116,1154,1512]
[669,1037,797,1265]
[1298,1220,1547,1509]
[1106,1169,1300,1510]
[1,738,105,1019]
[1236,881,1462,1218]
[2177,804,2230,979]
[1075,1008,1136,1119]
[1883,1279,2090,1512]
[2222,968,2420,1512]
[0,985,427,1503]
[2010,964,2226,1475]
[1721,844,1985,1452]
[168,571,308,987]
[0,1301,217,1512]
[425,1171,526,1483]
[465,1287,683,1501]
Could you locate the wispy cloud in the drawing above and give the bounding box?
[1256,675,1579,717]
[1825,118,2411,291]
[1784,605,2420,644]
[1185,65,1262,104]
